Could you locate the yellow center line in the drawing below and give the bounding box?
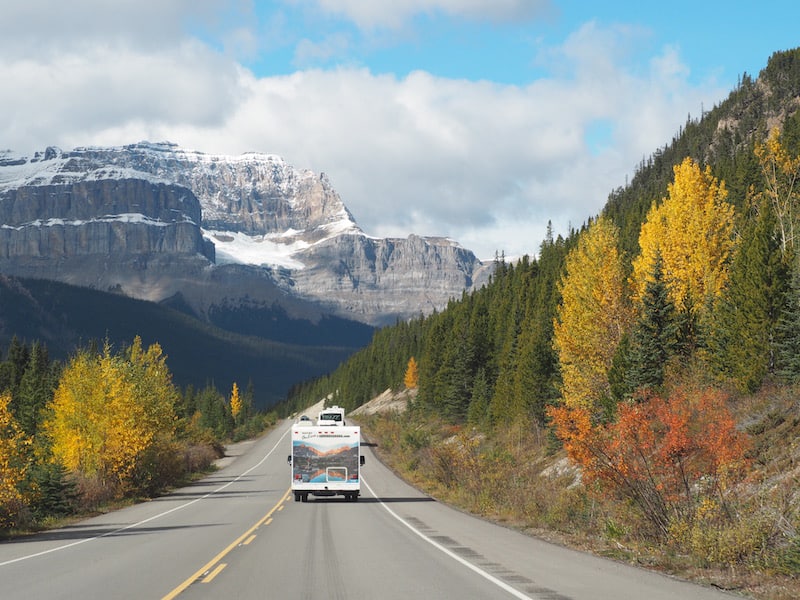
[202,563,227,583]
[161,488,291,600]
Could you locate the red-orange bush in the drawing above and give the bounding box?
[548,386,749,538]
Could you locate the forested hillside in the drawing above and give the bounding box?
[282,48,800,597]
[287,48,800,420]
[0,276,370,409]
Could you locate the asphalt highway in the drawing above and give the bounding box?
[0,421,744,600]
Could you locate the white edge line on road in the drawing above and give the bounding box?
[0,426,292,568]
[362,477,534,600]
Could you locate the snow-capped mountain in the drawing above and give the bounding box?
[0,142,490,325]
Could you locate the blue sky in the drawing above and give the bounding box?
[2,1,798,259]
[239,1,792,86]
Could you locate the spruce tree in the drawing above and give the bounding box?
[776,254,800,383]
[16,341,55,436]
[438,326,474,421]
[26,461,77,520]
[626,251,678,396]
[467,368,491,427]
[607,333,631,405]
[2,336,29,408]
[513,321,557,426]
[709,199,788,391]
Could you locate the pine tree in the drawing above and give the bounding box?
[196,384,233,439]
[26,461,77,520]
[513,319,557,426]
[1,337,29,413]
[709,199,788,391]
[467,368,491,427]
[243,380,255,421]
[489,334,518,425]
[438,319,475,420]
[417,312,450,413]
[16,341,56,437]
[625,251,679,396]
[776,255,800,383]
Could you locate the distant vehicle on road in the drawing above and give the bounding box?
[289,407,364,502]
[316,405,346,426]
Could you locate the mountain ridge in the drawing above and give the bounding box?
[0,141,491,326]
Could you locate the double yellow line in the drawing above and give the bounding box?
[162,488,291,599]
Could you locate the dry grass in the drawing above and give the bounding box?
[358,385,800,600]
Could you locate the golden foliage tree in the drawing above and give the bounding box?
[230,382,242,422]
[0,392,30,526]
[404,356,419,389]
[45,338,177,495]
[124,336,179,439]
[631,157,735,317]
[553,216,634,412]
[754,126,800,255]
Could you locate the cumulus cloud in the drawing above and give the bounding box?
[1,43,243,152]
[0,1,223,57]
[167,35,719,259]
[0,1,727,260]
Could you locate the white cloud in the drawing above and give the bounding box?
[304,0,554,30]
[0,1,223,57]
[0,4,728,261]
[169,41,721,259]
[0,43,243,153]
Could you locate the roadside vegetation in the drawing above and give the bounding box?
[283,50,800,599]
[3,47,800,598]
[0,336,276,534]
[359,380,800,599]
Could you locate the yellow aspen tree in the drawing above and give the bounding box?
[554,216,634,412]
[125,337,178,440]
[111,338,178,485]
[631,157,735,316]
[404,356,419,389]
[101,350,140,485]
[46,338,178,494]
[754,127,800,255]
[230,382,242,421]
[45,349,108,477]
[0,392,30,525]
[109,336,178,487]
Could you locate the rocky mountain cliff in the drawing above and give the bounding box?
[0,177,212,259]
[0,142,490,325]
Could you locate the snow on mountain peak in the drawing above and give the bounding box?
[0,145,173,190]
[0,141,363,270]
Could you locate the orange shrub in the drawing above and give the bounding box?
[548,386,749,538]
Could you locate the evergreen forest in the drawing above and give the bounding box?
[280,48,800,594]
